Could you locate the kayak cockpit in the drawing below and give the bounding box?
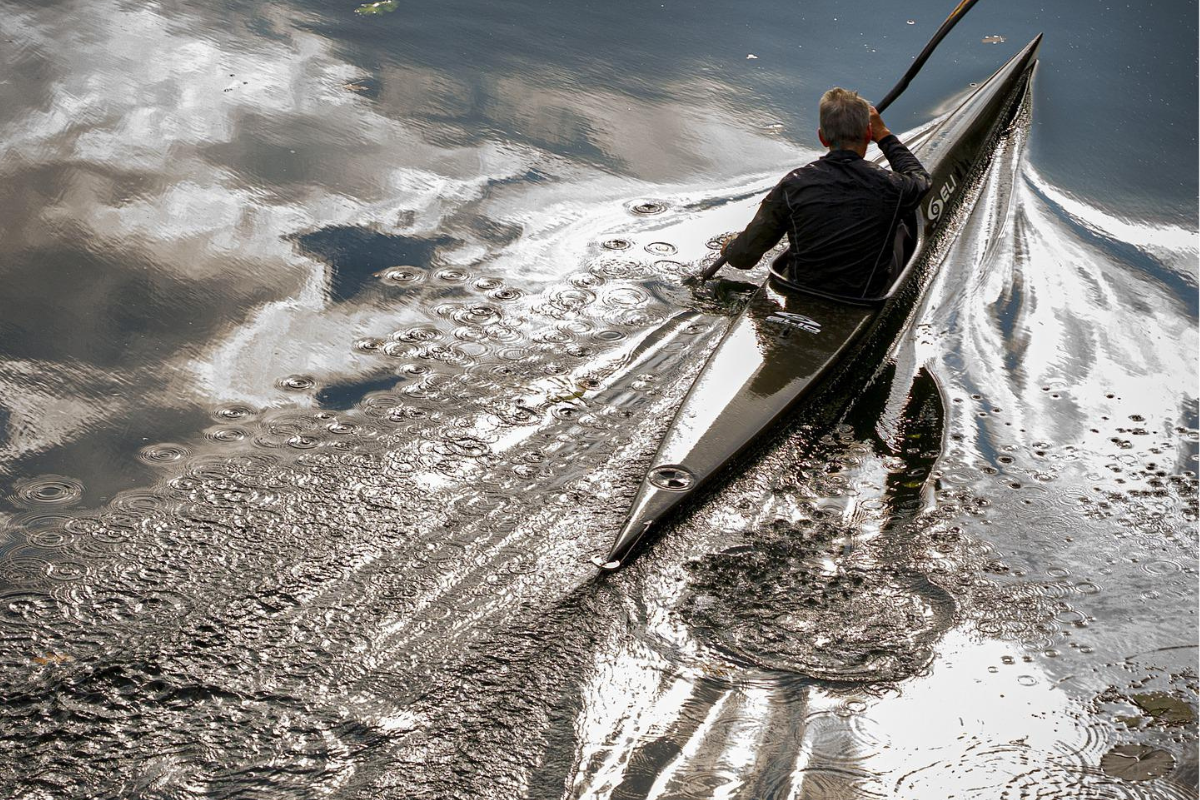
[765,210,923,306]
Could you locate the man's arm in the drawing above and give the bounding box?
[870,106,932,209]
[721,181,789,269]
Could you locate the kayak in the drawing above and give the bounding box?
[595,34,1042,570]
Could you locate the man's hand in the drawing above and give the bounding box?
[869,106,891,143]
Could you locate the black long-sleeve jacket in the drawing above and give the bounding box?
[723,134,932,298]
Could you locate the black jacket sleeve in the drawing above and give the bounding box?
[877,134,932,212]
[721,180,790,269]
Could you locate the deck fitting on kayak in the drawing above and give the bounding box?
[648,465,695,491]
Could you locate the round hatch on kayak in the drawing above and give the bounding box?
[648,464,695,491]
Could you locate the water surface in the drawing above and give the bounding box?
[0,0,1196,797]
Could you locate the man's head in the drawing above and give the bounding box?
[818,87,871,151]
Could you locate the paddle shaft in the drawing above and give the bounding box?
[700,0,984,281]
[876,0,984,113]
[699,255,728,280]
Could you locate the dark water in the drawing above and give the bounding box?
[0,0,1196,797]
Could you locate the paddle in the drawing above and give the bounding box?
[697,0,983,281]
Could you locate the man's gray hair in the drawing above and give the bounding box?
[819,87,870,148]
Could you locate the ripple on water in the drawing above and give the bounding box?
[602,287,648,308]
[434,267,469,283]
[0,590,66,627]
[452,304,503,326]
[629,199,668,215]
[547,287,596,312]
[682,521,953,682]
[352,336,386,353]
[10,476,85,508]
[489,286,522,302]
[590,258,645,279]
[378,266,424,285]
[138,443,190,465]
[213,404,255,421]
[653,259,688,276]
[902,753,1193,799]
[205,425,249,443]
[277,375,316,391]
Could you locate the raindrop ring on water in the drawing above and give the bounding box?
[435,268,469,282]
[138,443,189,465]
[205,426,248,443]
[379,266,423,284]
[630,200,668,215]
[602,238,633,250]
[490,287,522,301]
[12,476,85,508]
[277,375,315,391]
[213,404,253,421]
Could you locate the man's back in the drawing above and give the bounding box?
[721,92,932,300]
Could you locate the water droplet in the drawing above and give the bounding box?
[630,200,667,215]
[435,268,469,282]
[544,404,578,422]
[549,288,596,311]
[353,337,386,353]
[287,435,320,450]
[213,404,254,421]
[455,305,502,326]
[278,375,315,391]
[46,561,86,582]
[393,326,442,343]
[379,266,424,285]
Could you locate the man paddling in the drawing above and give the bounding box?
[713,89,932,298]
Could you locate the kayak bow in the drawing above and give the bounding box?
[595,35,1041,570]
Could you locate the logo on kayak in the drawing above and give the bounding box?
[766,312,821,335]
[925,172,959,222]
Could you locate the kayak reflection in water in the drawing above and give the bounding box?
[720,88,932,300]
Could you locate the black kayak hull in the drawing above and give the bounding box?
[596,35,1042,570]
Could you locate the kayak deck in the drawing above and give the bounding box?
[593,284,874,569]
